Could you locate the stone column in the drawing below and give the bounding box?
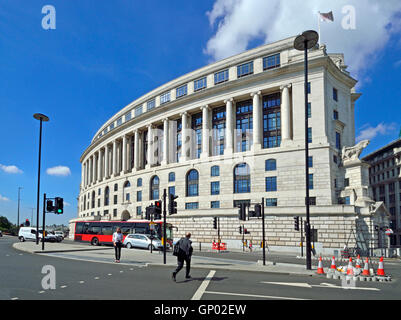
[251,91,262,151]
[122,135,127,173]
[146,125,153,168]
[280,84,292,145]
[162,118,169,165]
[134,130,139,171]
[81,162,85,189]
[83,162,86,187]
[93,155,97,184]
[97,151,101,182]
[201,105,210,159]
[180,112,188,162]
[113,140,117,176]
[104,145,109,179]
[88,156,92,185]
[224,98,234,155]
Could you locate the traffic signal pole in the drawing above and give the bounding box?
[42,193,46,251]
[262,197,266,266]
[163,189,167,265]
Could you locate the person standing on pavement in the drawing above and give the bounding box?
[172,232,193,281]
[113,227,123,263]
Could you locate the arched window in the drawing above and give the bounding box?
[168,172,175,182]
[150,176,160,200]
[234,163,251,193]
[137,178,142,187]
[114,183,118,192]
[265,159,276,171]
[123,181,131,202]
[104,186,110,206]
[186,169,199,197]
[91,191,95,209]
[83,195,86,211]
[211,165,220,177]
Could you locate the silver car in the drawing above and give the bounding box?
[123,234,167,251]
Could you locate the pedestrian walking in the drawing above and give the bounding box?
[172,232,193,281]
[113,227,123,263]
[249,240,253,252]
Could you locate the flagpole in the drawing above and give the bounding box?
[317,11,321,45]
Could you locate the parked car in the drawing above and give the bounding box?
[54,231,64,240]
[49,231,63,242]
[123,234,169,251]
[18,227,38,242]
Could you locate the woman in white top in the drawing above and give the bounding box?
[113,227,123,263]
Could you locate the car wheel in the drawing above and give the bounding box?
[126,243,132,249]
[91,237,99,246]
[148,244,155,251]
[19,237,25,242]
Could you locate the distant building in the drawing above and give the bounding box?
[363,138,401,248]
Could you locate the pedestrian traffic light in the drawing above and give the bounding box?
[46,199,54,213]
[254,204,261,217]
[168,194,178,215]
[54,197,64,214]
[294,216,299,231]
[239,226,242,234]
[213,217,218,229]
[154,200,162,220]
[238,203,246,221]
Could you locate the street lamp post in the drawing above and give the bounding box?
[17,187,23,227]
[33,113,49,245]
[294,30,319,270]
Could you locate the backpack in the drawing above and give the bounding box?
[173,240,181,256]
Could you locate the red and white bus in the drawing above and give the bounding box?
[72,220,174,247]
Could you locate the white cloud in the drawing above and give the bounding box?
[205,0,401,80]
[46,166,71,177]
[356,122,397,142]
[0,164,23,174]
[0,194,10,202]
[64,201,71,207]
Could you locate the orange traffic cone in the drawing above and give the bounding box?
[355,255,362,269]
[346,257,354,276]
[330,256,337,271]
[317,256,325,274]
[377,257,385,276]
[362,257,370,276]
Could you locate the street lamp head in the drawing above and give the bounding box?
[294,30,319,51]
[33,113,49,122]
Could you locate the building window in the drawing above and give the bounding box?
[266,198,278,207]
[309,174,314,190]
[147,99,155,111]
[265,159,277,171]
[117,117,122,126]
[211,165,220,177]
[336,132,341,150]
[185,202,199,210]
[211,201,220,209]
[263,53,280,70]
[234,199,250,208]
[308,128,312,143]
[237,61,253,78]
[168,172,175,182]
[110,122,115,131]
[114,194,118,205]
[212,106,226,156]
[306,197,316,206]
[308,103,311,118]
[114,183,118,192]
[136,191,142,202]
[168,186,175,196]
[308,156,313,168]
[236,100,253,152]
[104,187,109,206]
[186,169,199,197]
[123,181,131,202]
[214,69,229,85]
[211,181,220,195]
[307,82,311,94]
[136,206,142,215]
[137,178,142,187]
[125,111,131,122]
[91,191,95,209]
[176,84,187,98]
[333,110,339,120]
[234,163,251,194]
[265,177,277,192]
[333,88,338,101]
[134,105,143,117]
[160,91,171,104]
[191,113,202,159]
[150,176,160,200]
[263,93,281,149]
[113,209,117,217]
[194,77,207,91]
[333,155,338,164]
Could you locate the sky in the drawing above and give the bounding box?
[0,0,400,226]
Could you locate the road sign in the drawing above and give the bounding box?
[385,228,393,236]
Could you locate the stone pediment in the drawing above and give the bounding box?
[368,201,390,219]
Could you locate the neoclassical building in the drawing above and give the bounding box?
[70,36,390,255]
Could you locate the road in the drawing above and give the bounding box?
[1,236,400,303]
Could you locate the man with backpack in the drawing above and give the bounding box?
[172,232,193,281]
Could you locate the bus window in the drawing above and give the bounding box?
[121,226,131,236]
[75,223,83,234]
[102,225,113,235]
[83,223,90,234]
[88,226,101,235]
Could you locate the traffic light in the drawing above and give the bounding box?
[239,226,243,234]
[25,219,30,227]
[154,200,162,220]
[294,216,300,231]
[46,199,54,213]
[168,194,178,215]
[254,204,261,217]
[238,203,246,221]
[54,197,64,214]
[145,206,151,220]
[244,228,250,234]
[213,217,218,229]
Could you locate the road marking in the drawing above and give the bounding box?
[261,281,380,291]
[130,268,134,271]
[261,282,312,288]
[191,270,216,300]
[60,285,67,289]
[11,297,19,300]
[120,271,124,273]
[108,273,112,276]
[38,291,45,294]
[314,283,380,291]
[94,277,100,280]
[205,291,308,300]
[79,281,85,284]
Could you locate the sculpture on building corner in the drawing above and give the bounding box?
[341,140,370,162]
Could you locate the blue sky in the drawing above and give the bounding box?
[0,1,400,225]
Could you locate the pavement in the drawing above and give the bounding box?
[13,240,319,276]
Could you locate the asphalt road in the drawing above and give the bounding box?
[1,236,401,302]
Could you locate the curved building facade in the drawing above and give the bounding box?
[71,36,390,255]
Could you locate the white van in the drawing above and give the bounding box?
[18,227,38,242]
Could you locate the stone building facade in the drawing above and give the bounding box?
[69,36,389,256]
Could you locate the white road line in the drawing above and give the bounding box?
[314,283,380,291]
[120,271,124,273]
[94,277,100,280]
[191,270,216,300]
[38,291,45,294]
[108,273,112,276]
[60,285,67,289]
[11,297,19,300]
[261,281,380,291]
[205,291,309,300]
[261,282,312,288]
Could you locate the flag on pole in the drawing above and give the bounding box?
[319,11,334,22]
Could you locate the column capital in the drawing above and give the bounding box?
[250,91,261,98]
[179,111,188,117]
[280,83,292,91]
[200,105,210,111]
[224,98,234,104]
